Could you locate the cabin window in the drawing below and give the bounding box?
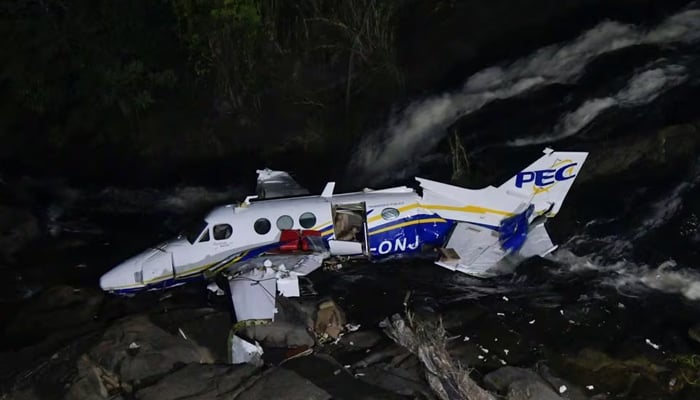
[381,207,400,220]
[276,215,294,230]
[213,224,233,240]
[254,218,271,235]
[198,229,210,242]
[185,220,208,244]
[299,212,316,229]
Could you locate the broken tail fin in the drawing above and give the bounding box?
[499,148,588,216]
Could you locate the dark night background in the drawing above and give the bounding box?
[3,1,700,399]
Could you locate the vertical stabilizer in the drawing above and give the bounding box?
[499,148,588,215]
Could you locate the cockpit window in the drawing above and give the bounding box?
[213,224,233,240]
[185,220,209,244]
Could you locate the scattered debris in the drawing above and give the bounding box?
[128,342,140,350]
[496,312,505,317]
[502,296,509,302]
[380,313,497,400]
[559,384,567,393]
[645,338,660,350]
[586,385,595,390]
[315,300,347,339]
[463,335,470,341]
[206,282,224,296]
[178,328,188,340]
[230,334,263,365]
[529,319,536,324]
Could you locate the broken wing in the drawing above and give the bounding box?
[226,252,329,323]
[255,168,310,199]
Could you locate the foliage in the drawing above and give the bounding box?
[0,0,404,179]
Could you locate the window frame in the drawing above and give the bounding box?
[381,207,400,221]
[298,212,317,229]
[254,218,272,235]
[212,223,233,240]
[276,215,294,230]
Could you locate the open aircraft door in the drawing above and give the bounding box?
[328,202,370,257]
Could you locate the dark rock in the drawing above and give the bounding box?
[4,285,104,345]
[284,353,407,399]
[240,297,316,348]
[150,307,232,363]
[507,379,564,400]
[337,330,383,349]
[0,205,40,261]
[237,367,331,400]
[688,323,700,344]
[561,347,665,394]
[355,363,431,398]
[576,123,700,184]
[136,363,259,400]
[484,366,544,392]
[89,314,214,385]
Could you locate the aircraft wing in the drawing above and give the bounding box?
[255,168,310,199]
[225,251,329,323]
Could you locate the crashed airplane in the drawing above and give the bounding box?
[99,148,588,325]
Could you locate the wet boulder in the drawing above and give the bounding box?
[577,122,700,184]
[561,347,666,395]
[89,314,215,386]
[149,307,233,363]
[236,367,331,400]
[484,367,565,400]
[135,363,260,400]
[4,285,104,345]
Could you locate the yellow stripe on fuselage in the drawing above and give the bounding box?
[369,218,446,236]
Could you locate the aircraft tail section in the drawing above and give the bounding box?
[499,148,588,216]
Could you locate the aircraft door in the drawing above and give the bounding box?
[328,202,369,257]
[141,249,175,284]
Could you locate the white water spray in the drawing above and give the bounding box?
[351,7,700,182]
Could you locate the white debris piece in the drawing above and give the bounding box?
[230,334,263,365]
[529,319,536,324]
[645,338,660,350]
[463,335,470,341]
[499,358,507,365]
[263,259,272,267]
[504,349,510,355]
[345,323,361,332]
[617,302,626,309]
[497,312,505,317]
[128,342,140,350]
[277,274,300,297]
[480,347,489,353]
[477,355,484,360]
[559,385,567,394]
[502,296,509,301]
[178,328,188,340]
[494,338,499,342]
[586,385,595,390]
[206,282,224,296]
[559,310,564,316]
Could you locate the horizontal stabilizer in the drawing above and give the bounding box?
[518,222,557,258]
[435,222,505,277]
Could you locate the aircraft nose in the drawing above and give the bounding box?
[99,258,143,291]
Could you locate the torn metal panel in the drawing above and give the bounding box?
[229,267,278,322]
[230,334,264,365]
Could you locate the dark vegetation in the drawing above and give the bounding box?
[1,0,695,186]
